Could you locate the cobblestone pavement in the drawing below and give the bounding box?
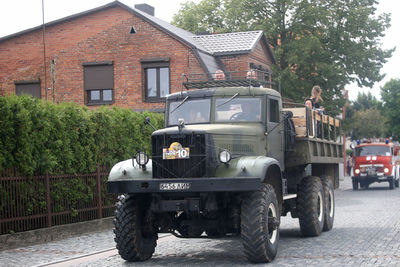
[1,176,400,266]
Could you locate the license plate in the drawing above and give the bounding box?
[162,147,190,160]
[159,183,191,190]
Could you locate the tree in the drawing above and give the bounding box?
[350,108,386,140]
[172,0,393,115]
[351,91,380,113]
[381,78,400,140]
[343,92,384,138]
[344,91,379,124]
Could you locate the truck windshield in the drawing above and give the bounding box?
[167,98,211,126]
[355,146,391,156]
[215,97,261,122]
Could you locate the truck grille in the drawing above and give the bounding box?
[152,133,207,178]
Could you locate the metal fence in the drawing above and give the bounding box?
[0,166,118,235]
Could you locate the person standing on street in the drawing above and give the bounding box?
[347,154,353,176]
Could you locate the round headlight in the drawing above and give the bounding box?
[354,169,360,174]
[219,150,232,163]
[384,167,390,173]
[135,152,149,166]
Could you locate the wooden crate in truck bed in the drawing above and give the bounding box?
[283,107,343,168]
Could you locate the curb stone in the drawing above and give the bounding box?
[0,217,114,251]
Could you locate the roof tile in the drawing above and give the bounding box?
[191,31,263,55]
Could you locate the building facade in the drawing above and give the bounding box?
[0,1,275,111]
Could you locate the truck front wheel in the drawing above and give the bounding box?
[297,176,325,237]
[113,194,157,261]
[389,178,394,190]
[241,184,280,263]
[352,179,359,190]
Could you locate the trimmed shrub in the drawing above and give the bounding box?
[0,95,164,175]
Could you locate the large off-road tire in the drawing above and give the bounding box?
[389,178,394,190]
[352,179,359,191]
[321,176,335,231]
[241,184,280,263]
[360,182,369,189]
[297,176,325,237]
[113,194,157,261]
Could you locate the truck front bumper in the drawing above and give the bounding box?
[107,177,262,194]
[352,175,393,183]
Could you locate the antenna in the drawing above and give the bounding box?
[42,0,47,100]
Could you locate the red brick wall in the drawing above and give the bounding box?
[219,40,273,78]
[53,14,204,109]
[0,7,135,97]
[0,6,205,110]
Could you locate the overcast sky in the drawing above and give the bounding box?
[0,0,398,101]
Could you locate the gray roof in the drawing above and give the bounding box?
[191,31,263,56]
[130,6,208,52]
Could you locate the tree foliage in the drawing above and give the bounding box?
[381,78,400,140]
[172,0,393,115]
[342,91,385,139]
[343,91,379,123]
[349,108,386,140]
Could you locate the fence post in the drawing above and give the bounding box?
[45,172,52,227]
[96,165,103,219]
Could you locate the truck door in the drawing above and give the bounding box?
[266,96,284,167]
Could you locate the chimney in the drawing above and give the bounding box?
[134,4,154,16]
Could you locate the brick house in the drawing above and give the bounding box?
[0,1,275,111]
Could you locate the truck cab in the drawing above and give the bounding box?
[351,140,400,190]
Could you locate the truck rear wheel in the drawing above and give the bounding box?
[113,194,157,261]
[321,176,334,231]
[241,184,280,263]
[389,178,394,190]
[352,179,359,190]
[297,176,325,237]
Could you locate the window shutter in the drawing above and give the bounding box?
[84,64,113,90]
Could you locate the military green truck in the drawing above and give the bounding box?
[107,74,343,263]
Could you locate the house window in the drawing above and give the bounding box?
[15,80,41,98]
[142,59,170,102]
[83,61,114,105]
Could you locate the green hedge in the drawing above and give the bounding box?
[0,95,164,175]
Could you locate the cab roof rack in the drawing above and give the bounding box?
[181,70,275,90]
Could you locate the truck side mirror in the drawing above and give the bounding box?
[284,111,293,119]
[144,117,157,131]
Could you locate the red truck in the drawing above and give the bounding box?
[351,140,400,190]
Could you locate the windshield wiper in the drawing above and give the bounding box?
[170,96,189,114]
[217,93,239,107]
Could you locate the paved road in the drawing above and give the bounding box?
[1,176,400,266]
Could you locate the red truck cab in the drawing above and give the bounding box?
[351,140,400,190]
